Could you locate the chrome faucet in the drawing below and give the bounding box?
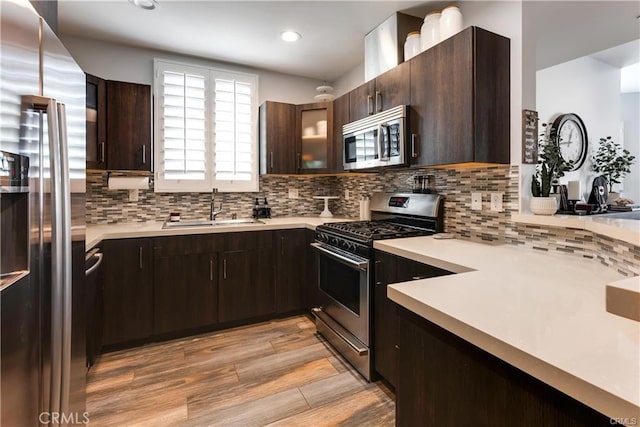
[210,188,223,220]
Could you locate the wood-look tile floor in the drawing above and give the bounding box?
[86,315,395,426]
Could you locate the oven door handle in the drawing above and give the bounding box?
[310,243,369,271]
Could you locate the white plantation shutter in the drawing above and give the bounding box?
[162,71,206,180]
[213,74,257,191]
[154,60,258,192]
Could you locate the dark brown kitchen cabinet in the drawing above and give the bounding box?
[153,234,220,335]
[331,93,349,173]
[106,80,152,171]
[86,74,107,170]
[409,26,510,167]
[218,231,275,323]
[259,101,297,174]
[274,229,306,313]
[349,61,410,122]
[396,306,611,426]
[374,250,452,388]
[259,101,335,175]
[102,238,153,347]
[297,102,334,174]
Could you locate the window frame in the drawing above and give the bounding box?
[153,58,259,193]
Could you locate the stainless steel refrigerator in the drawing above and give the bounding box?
[1,0,86,425]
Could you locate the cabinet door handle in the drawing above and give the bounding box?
[223,259,227,280]
[139,246,143,270]
[367,95,374,115]
[297,153,301,170]
[210,259,214,281]
[141,145,146,165]
[270,151,274,169]
[375,91,382,112]
[99,141,106,164]
[411,134,419,158]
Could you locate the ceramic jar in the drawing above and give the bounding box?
[530,197,558,215]
[404,31,421,61]
[420,11,441,52]
[440,5,463,41]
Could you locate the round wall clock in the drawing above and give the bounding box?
[549,113,588,171]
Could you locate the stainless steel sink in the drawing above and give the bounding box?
[162,218,263,229]
[211,218,264,226]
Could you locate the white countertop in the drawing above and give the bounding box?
[375,237,640,423]
[512,213,640,246]
[86,216,351,250]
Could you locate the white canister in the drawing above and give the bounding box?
[404,31,421,61]
[440,5,463,41]
[420,11,441,52]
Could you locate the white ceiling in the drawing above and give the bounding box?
[58,0,429,81]
[58,1,640,82]
[526,1,640,71]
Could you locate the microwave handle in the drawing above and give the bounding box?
[378,123,391,162]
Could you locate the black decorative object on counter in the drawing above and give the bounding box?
[252,197,272,219]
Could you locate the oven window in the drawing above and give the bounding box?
[318,256,360,315]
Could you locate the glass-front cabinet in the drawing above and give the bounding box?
[297,102,333,174]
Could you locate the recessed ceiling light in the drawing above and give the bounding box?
[129,0,158,10]
[281,31,301,42]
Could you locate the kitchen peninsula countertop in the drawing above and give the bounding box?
[375,237,640,423]
[86,217,351,250]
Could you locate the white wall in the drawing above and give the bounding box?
[621,93,640,203]
[536,57,622,202]
[60,35,324,105]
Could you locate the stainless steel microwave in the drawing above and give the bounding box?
[343,105,408,171]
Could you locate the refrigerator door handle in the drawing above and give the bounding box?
[22,95,73,416]
[57,101,73,415]
[23,95,64,416]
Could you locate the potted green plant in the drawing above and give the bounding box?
[591,136,635,202]
[530,123,574,215]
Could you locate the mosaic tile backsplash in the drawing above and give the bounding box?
[86,165,638,277]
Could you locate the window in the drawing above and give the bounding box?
[154,59,259,192]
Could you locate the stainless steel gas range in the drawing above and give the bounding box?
[310,192,444,381]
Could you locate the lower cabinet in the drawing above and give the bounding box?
[99,229,310,349]
[102,238,153,346]
[396,307,611,426]
[218,231,275,323]
[274,229,306,313]
[153,252,218,335]
[373,250,452,388]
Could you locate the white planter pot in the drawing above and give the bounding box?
[607,192,619,205]
[530,197,558,215]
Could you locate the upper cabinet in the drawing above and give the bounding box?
[106,81,152,171]
[259,101,297,174]
[349,61,410,122]
[297,102,334,174]
[259,101,334,175]
[409,27,510,167]
[86,74,107,170]
[85,78,152,171]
